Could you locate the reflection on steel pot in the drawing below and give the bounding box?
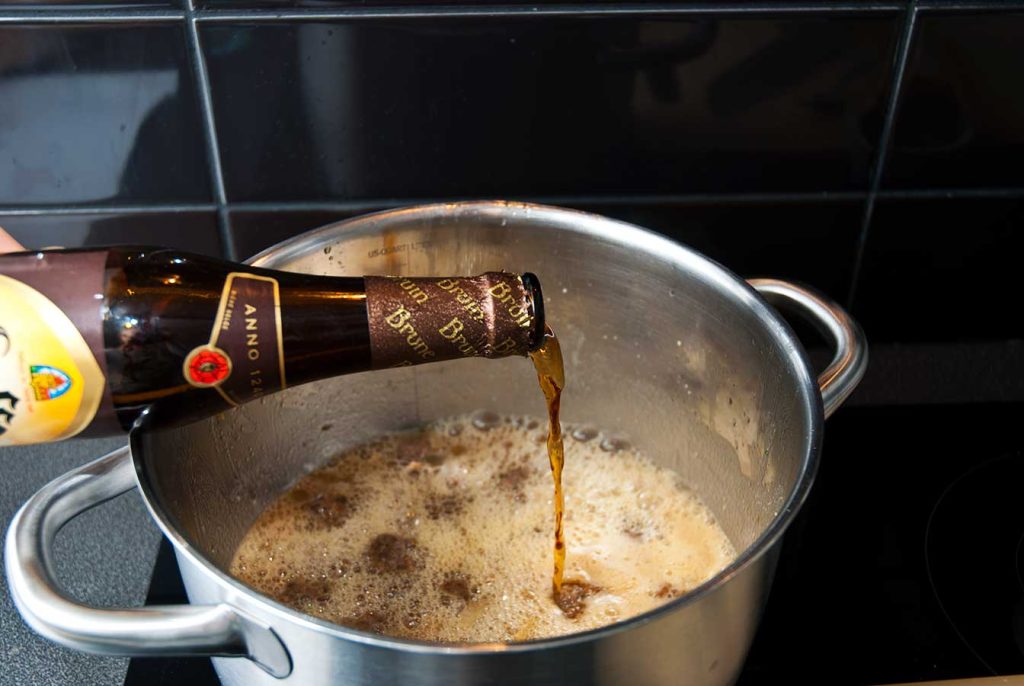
[6,201,866,686]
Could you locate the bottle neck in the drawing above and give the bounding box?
[102,249,372,423]
[101,247,543,429]
[361,273,542,368]
[274,271,372,387]
[278,270,544,383]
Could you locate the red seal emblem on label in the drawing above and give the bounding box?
[183,346,232,388]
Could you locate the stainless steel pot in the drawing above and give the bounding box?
[6,201,867,685]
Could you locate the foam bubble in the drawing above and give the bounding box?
[569,425,599,442]
[230,413,735,643]
[470,410,502,431]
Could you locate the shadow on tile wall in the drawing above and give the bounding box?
[0,213,223,257]
[230,210,361,259]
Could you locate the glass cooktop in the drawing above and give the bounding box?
[124,402,1024,685]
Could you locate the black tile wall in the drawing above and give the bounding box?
[0,212,223,256]
[203,17,897,202]
[567,200,862,301]
[853,197,1024,343]
[230,209,361,259]
[0,6,1021,346]
[230,200,861,301]
[4,0,172,6]
[884,12,1024,190]
[0,25,209,206]
[197,0,828,7]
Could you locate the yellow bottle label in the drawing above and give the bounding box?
[0,274,106,445]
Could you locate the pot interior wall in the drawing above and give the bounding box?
[135,205,814,574]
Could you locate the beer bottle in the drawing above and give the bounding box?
[0,247,544,446]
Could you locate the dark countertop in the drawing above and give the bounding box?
[0,437,160,686]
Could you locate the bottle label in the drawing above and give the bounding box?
[365,273,536,369]
[0,273,107,445]
[184,272,286,405]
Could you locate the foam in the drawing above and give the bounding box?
[229,413,736,642]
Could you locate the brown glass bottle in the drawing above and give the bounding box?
[0,247,544,445]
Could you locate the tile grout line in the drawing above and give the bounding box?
[915,0,1024,10]
[0,1,1019,23]
[194,2,905,21]
[183,0,237,261]
[227,192,871,211]
[0,204,218,216]
[847,0,918,310]
[0,9,183,23]
[7,187,1024,219]
[0,3,898,23]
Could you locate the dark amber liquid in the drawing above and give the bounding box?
[529,326,566,595]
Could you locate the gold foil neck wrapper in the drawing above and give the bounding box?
[365,272,536,369]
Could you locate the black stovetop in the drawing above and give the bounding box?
[125,402,1024,686]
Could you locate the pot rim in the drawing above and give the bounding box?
[132,200,823,655]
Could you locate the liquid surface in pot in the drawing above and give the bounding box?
[229,413,735,642]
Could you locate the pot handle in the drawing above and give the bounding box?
[749,279,868,418]
[4,446,291,678]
